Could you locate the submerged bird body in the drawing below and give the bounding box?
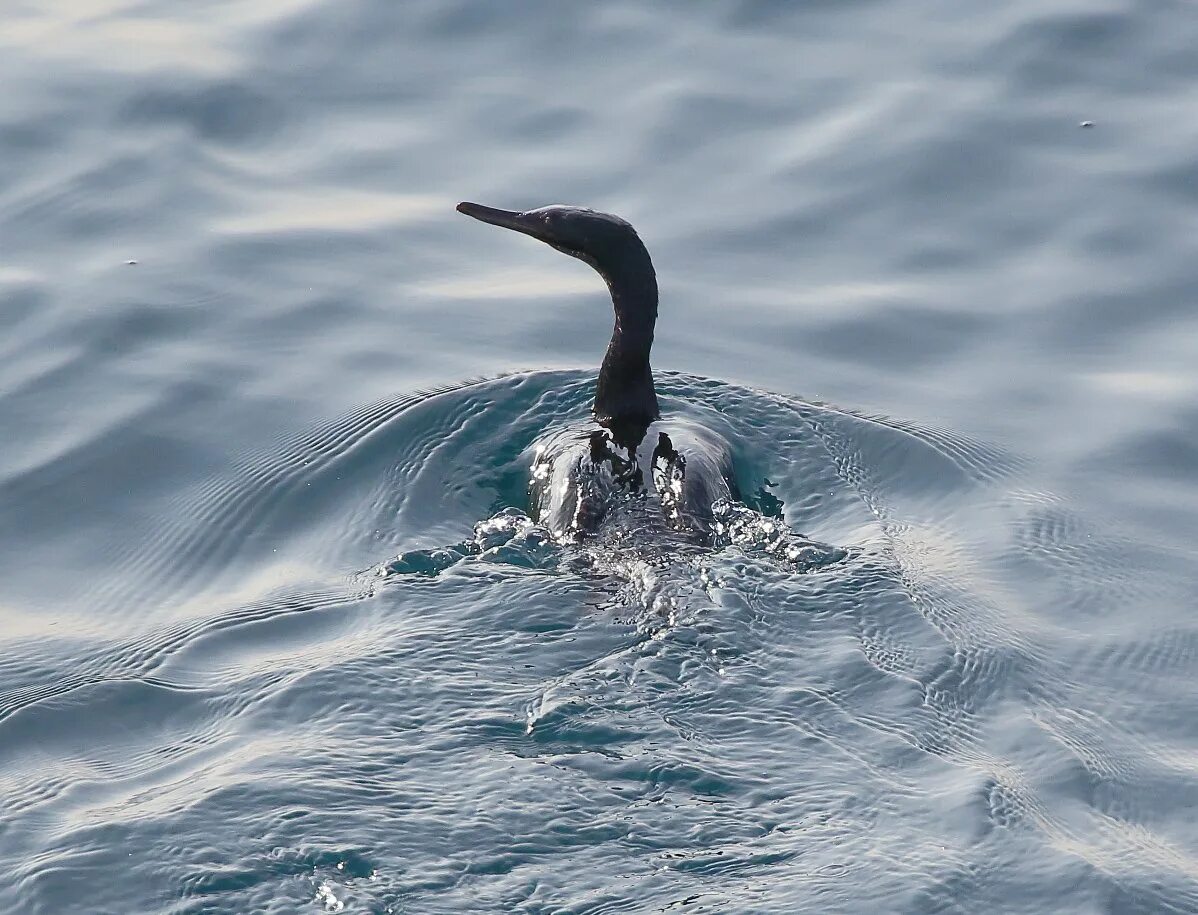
[457,201,737,540]
[526,419,737,540]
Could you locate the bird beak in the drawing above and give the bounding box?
[456,201,543,239]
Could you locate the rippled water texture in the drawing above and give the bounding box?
[3,2,1198,913]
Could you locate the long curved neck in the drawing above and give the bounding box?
[592,239,659,447]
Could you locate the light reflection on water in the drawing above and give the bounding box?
[2,1,1198,912]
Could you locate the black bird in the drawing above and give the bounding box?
[457,202,736,538]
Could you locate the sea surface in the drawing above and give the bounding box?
[3,2,1198,913]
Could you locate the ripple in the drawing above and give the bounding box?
[4,0,1198,910]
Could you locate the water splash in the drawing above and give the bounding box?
[382,507,561,579]
[709,499,849,568]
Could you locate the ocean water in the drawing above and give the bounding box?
[3,1,1198,912]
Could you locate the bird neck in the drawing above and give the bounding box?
[593,242,659,448]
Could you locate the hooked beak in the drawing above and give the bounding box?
[456,201,542,239]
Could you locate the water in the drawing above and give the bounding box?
[3,1,1198,912]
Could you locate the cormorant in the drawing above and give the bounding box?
[457,202,737,538]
